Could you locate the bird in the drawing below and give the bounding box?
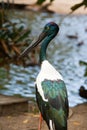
[19,22,69,130]
[79,86,87,99]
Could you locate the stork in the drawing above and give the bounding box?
[19,22,69,130]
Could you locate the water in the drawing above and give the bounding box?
[0,10,87,107]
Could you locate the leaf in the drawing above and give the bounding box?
[7,116,12,119]
[50,0,54,2]
[71,3,83,11]
[36,0,46,5]
[23,119,29,124]
[71,0,87,12]
[79,60,87,66]
[84,67,87,76]
[73,121,80,126]
[36,0,54,5]
[79,61,87,77]
[15,30,30,43]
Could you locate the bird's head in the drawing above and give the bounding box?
[19,22,59,58]
[42,22,59,38]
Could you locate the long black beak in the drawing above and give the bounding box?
[18,31,47,59]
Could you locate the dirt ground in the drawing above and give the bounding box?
[0,103,87,130]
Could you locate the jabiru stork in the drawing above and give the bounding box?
[19,22,69,130]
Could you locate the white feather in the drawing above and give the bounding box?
[49,120,54,130]
[36,60,63,102]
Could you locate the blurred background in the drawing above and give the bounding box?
[0,0,87,107]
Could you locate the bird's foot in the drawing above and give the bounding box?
[38,113,43,130]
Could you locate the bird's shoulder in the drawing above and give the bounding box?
[37,60,63,82]
[41,79,67,100]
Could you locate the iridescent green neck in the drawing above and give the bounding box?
[40,36,53,63]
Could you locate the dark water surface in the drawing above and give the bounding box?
[0,10,87,107]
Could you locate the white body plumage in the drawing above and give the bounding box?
[36,60,63,102]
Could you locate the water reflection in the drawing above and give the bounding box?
[0,10,87,107]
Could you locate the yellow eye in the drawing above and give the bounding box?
[45,26,49,30]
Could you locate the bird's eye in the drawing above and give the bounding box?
[45,26,49,30]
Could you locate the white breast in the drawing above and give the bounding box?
[36,60,63,101]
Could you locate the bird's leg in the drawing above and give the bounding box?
[38,113,43,130]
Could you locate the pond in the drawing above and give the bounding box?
[0,10,87,107]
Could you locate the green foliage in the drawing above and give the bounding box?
[0,18,31,55]
[0,10,31,43]
[79,61,87,66]
[0,9,32,67]
[0,20,30,43]
[84,68,87,76]
[79,60,87,76]
[71,0,87,12]
[37,0,46,5]
[36,0,54,5]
